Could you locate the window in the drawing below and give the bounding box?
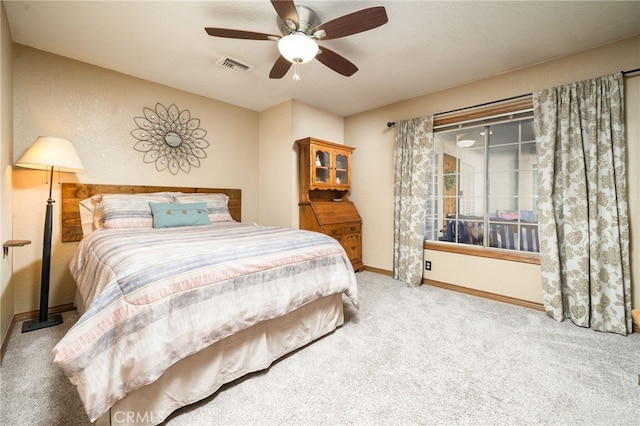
[425,104,539,254]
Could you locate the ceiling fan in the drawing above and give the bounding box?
[205,0,388,79]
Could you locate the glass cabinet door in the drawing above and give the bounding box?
[312,148,331,185]
[335,153,349,186]
[309,145,351,190]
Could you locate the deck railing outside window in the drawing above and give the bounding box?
[425,112,539,253]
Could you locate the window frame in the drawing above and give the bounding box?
[424,96,540,264]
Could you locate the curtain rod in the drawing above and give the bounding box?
[387,69,640,128]
[387,93,530,128]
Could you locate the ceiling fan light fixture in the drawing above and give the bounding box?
[457,139,475,148]
[456,134,476,148]
[277,33,319,64]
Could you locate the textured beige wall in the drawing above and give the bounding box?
[257,99,344,230]
[1,1,14,349]
[346,36,640,306]
[12,45,260,314]
[258,100,294,228]
[292,100,344,144]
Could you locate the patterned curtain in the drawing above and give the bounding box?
[393,116,434,286]
[533,73,631,335]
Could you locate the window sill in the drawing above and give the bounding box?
[424,240,540,265]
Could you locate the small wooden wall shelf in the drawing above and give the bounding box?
[3,240,31,259]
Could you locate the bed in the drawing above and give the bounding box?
[53,183,358,425]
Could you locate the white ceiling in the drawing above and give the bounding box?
[5,1,640,117]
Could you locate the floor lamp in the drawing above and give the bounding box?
[16,136,85,333]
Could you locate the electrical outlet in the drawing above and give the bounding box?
[425,260,432,271]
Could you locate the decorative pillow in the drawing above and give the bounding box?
[171,193,234,222]
[100,193,173,229]
[149,202,211,228]
[79,194,105,236]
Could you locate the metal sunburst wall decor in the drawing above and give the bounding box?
[131,103,209,175]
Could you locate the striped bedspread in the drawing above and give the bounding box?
[52,222,358,422]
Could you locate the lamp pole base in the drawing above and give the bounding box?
[21,313,63,333]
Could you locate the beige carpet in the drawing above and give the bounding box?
[1,271,638,425]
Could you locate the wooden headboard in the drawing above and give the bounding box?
[61,183,242,243]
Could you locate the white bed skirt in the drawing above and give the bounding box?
[94,293,345,425]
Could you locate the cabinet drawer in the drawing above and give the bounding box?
[342,223,361,234]
[322,224,343,237]
[343,233,360,255]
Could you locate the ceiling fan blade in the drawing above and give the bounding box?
[312,6,388,40]
[205,27,279,41]
[271,0,299,29]
[269,56,293,79]
[315,46,358,77]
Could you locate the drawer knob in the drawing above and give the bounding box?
[349,227,356,231]
[331,230,337,235]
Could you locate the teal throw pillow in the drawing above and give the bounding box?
[149,202,211,228]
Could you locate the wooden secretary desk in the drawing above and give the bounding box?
[296,137,363,272]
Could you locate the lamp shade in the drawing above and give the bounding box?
[277,33,319,64]
[16,136,85,173]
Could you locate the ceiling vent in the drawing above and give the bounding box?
[217,57,251,72]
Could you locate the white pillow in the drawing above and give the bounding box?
[171,192,234,222]
[99,192,173,229]
[79,195,103,237]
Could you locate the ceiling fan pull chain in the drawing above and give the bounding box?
[293,62,301,81]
